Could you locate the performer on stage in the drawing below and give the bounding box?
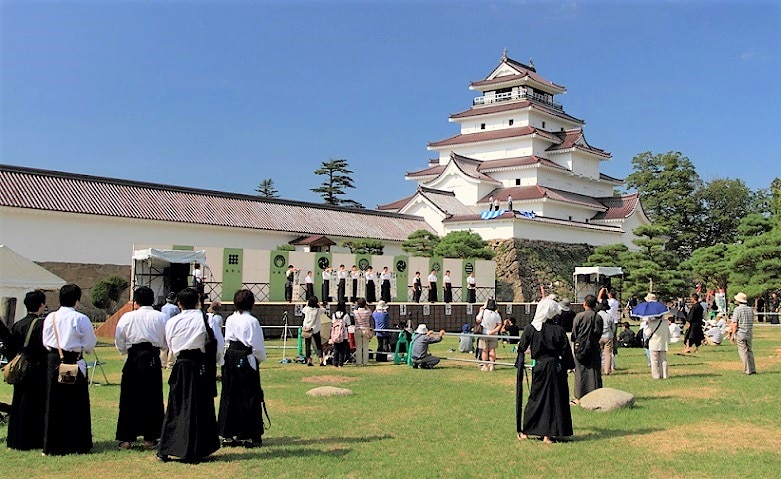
[365,266,377,303]
[304,271,315,300]
[412,272,422,303]
[466,272,477,304]
[114,286,167,450]
[218,289,267,448]
[41,284,97,456]
[350,265,359,303]
[158,288,220,463]
[380,266,392,303]
[284,265,295,303]
[443,270,453,303]
[427,270,438,303]
[337,265,347,303]
[321,267,332,303]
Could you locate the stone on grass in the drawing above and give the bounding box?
[578,387,635,412]
[306,386,353,397]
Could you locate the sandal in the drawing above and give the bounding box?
[517,433,528,441]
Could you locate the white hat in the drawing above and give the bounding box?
[414,324,429,335]
[734,292,748,304]
[376,300,388,311]
[645,293,657,302]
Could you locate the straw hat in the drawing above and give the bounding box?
[734,292,748,304]
[414,324,429,335]
[645,293,657,302]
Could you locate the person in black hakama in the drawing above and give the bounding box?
[157,287,220,463]
[427,270,438,302]
[683,293,705,353]
[218,289,267,448]
[6,290,48,450]
[443,270,453,303]
[114,286,167,450]
[412,272,422,303]
[284,265,295,303]
[570,294,603,404]
[337,265,347,303]
[466,273,477,304]
[41,284,97,456]
[380,267,392,303]
[305,271,315,300]
[516,296,574,444]
[350,265,359,303]
[365,266,377,303]
[321,267,332,303]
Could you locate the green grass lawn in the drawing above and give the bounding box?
[2,326,780,479]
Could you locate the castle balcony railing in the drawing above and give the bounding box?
[473,91,562,111]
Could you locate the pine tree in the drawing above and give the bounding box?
[311,159,363,208]
[255,178,279,198]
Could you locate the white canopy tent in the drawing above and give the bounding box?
[131,248,207,304]
[0,244,66,326]
[573,266,624,302]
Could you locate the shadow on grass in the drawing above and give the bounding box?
[667,373,721,379]
[268,434,393,447]
[633,395,674,401]
[575,426,663,442]
[211,447,352,461]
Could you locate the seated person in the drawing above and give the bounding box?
[668,316,682,344]
[618,322,637,347]
[458,324,473,353]
[704,320,723,346]
[410,324,445,369]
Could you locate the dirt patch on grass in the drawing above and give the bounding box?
[649,385,722,401]
[626,423,777,455]
[300,375,358,385]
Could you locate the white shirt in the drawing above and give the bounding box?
[337,270,347,279]
[668,323,682,343]
[381,271,391,281]
[302,306,323,333]
[208,313,225,366]
[444,274,451,284]
[643,316,670,352]
[224,311,266,369]
[322,270,332,281]
[467,276,476,288]
[115,306,168,355]
[365,272,375,281]
[706,327,723,344]
[428,273,437,283]
[351,271,360,279]
[43,306,97,354]
[165,309,208,357]
[305,274,313,284]
[477,309,502,335]
[607,298,620,324]
[193,268,203,283]
[161,302,180,320]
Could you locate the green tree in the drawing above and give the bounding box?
[401,230,440,257]
[311,158,363,208]
[275,244,296,251]
[255,178,279,198]
[433,230,495,259]
[341,239,384,255]
[697,178,756,246]
[681,243,733,292]
[91,275,129,315]
[621,225,687,299]
[583,244,629,267]
[770,177,781,220]
[625,151,703,257]
[736,213,773,240]
[729,221,781,298]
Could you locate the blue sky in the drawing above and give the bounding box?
[1,0,779,208]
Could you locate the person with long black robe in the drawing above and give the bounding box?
[412,272,422,303]
[218,289,267,447]
[365,267,377,303]
[114,286,167,450]
[337,265,347,303]
[6,290,48,450]
[380,267,392,303]
[443,270,453,303]
[350,265,359,303]
[466,273,477,304]
[683,293,705,353]
[41,284,97,456]
[570,294,603,404]
[321,267,332,303]
[427,270,438,302]
[516,296,574,444]
[157,287,220,463]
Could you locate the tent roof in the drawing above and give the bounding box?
[132,248,207,267]
[573,266,623,277]
[0,244,67,289]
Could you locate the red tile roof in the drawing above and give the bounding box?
[449,100,583,124]
[470,57,566,93]
[477,155,567,172]
[547,129,610,158]
[290,235,337,246]
[591,193,640,220]
[429,126,562,148]
[405,164,445,179]
[0,165,432,241]
[377,192,416,211]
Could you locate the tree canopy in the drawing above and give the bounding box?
[311,158,363,208]
[401,230,440,257]
[341,239,384,255]
[255,178,279,198]
[433,230,495,260]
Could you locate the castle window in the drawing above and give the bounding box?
[542,121,546,129]
[515,179,520,186]
[509,119,514,126]
[480,123,486,130]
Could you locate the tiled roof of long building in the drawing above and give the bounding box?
[0,164,432,241]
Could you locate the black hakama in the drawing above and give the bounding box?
[381,280,391,302]
[158,349,219,461]
[7,315,47,450]
[351,278,358,303]
[217,343,264,443]
[443,283,453,303]
[338,278,346,303]
[366,280,377,303]
[306,283,315,300]
[572,310,603,399]
[43,350,92,455]
[115,342,164,443]
[428,282,438,302]
[516,324,574,438]
[467,288,476,304]
[322,280,331,303]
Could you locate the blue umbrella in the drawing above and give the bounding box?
[631,301,669,317]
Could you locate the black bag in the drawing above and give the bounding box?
[643,320,663,349]
[573,338,591,362]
